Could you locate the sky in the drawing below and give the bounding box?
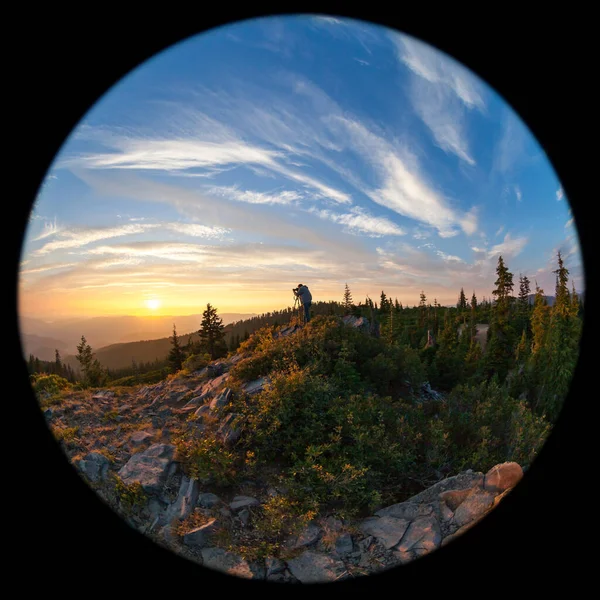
[19,15,583,320]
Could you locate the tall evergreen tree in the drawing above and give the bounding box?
[199,303,226,360]
[457,287,467,311]
[343,283,353,312]
[168,324,185,372]
[75,335,106,387]
[517,274,531,336]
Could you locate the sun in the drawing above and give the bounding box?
[145,298,161,311]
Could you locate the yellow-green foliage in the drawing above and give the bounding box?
[55,426,79,443]
[113,475,147,511]
[31,373,71,398]
[175,432,238,485]
[182,353,211,373]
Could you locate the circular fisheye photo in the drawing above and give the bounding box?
[19,15,583,584]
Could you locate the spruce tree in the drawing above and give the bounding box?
[168,324,185,372]
[343,283,353,312]
[199,303,226,360]
[457,287,467,311]
[75,335,106,387]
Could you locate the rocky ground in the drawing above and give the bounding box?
[40,328,523,584]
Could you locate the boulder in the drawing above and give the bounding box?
[200,547,261,579]
[242,378,269,396]
[334,533,354,556]
[451,488,496,529]
[79,452,110,482]
[294,522,322,548]
[198,492,221,508]
[375,501,434,521]
[117,444,177,494]
[209,388,233,412]
[394,515,441,554]
[483,462,523,494]
[359,516,411,550]
[165,475,199,523]
[218,413,243,446]
[286,551,346,584]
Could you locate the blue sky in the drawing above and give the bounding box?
[19,15,582,319]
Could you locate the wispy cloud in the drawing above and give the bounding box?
[308,206,405,237]
[495,225,504,237]
[330,115,478,237]
[165,223,231,238]
[206,186,303,206]
[487,232,528,259]
[390,32,484,165]
[34,224,159,255]
[515,186,522,202]
[32,217,61,241]
[493,109,528,175]
[556,186,564,201]
[565,217,574,229]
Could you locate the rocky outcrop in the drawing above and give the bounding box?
[117,444,177,495]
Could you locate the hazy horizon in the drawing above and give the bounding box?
[19,15,583,322]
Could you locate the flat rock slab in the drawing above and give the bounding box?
[359,516,411,550]
[242,378,269,395]
[452,489,496,529]
[286,551,346,584]
[117,444,177,494]
[166,476,199,523]
[406,471,484,506]
[200,547,260,579]
[375,501,434,520]
[230,495,260,511]
[395,516,441,554]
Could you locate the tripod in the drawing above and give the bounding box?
[293,293,305,325]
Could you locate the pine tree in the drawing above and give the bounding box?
[457,287,467,311]
[76,335,106,387]
[199,303,226,360]
[168,324,185,372]
[343,283,353,312]
[418,291,427,328]
[484,255,516,383]
[517,274,531,336]
[55,349,62,371]
[380,290,388,312]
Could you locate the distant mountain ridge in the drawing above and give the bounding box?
[19,313,257,358]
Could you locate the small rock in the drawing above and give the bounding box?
[128,431,153,446]
[265,556,286,577]
[79,452,110,482]
[286,551,346,584]
[198,492,221,508]
[183,518,220,548]
[334,533,354,556]
[295,522,322,548]
[238,509,250,526]
[230,495,260,511]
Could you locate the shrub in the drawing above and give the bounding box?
[182,353,211,373]
[31,373,71,397]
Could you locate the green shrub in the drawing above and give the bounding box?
[182,353,211,373]
[31,373,71,397]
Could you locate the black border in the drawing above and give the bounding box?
[13,7,592,594]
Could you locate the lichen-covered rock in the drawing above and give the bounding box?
[294,522,322,548]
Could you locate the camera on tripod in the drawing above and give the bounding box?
[292,286,300,294]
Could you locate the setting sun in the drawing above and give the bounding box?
[145,298,161,311]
